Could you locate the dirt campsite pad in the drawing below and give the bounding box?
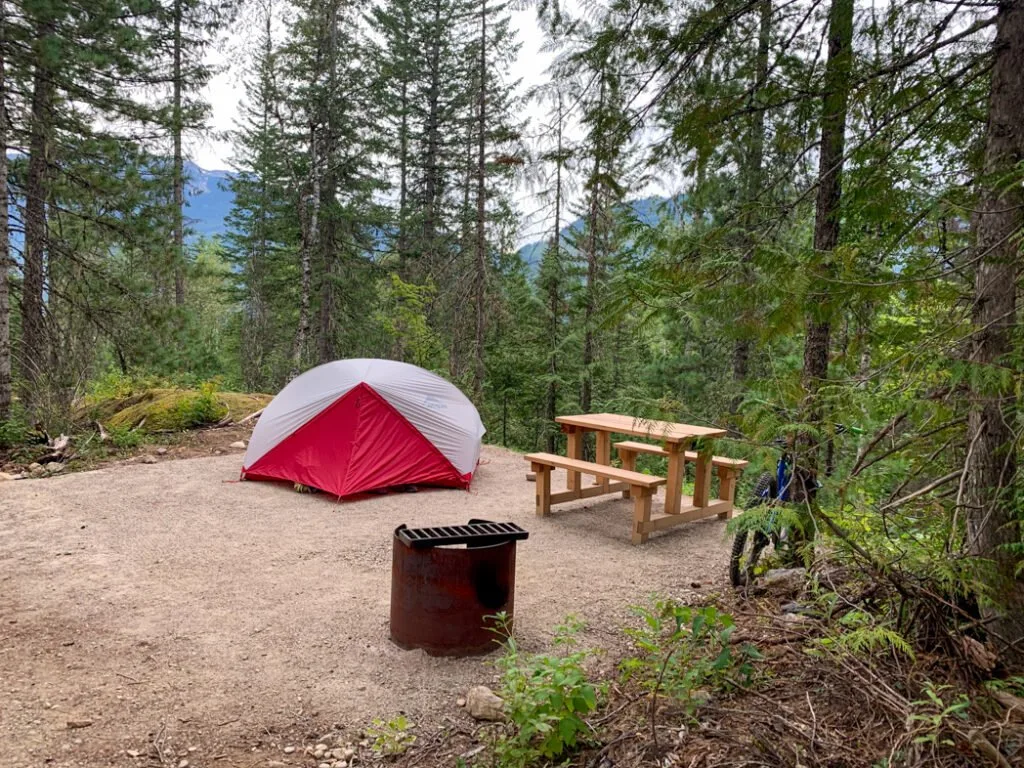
[0,445,731,767]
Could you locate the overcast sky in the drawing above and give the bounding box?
[182,8,677,245]
[186,9,554,172]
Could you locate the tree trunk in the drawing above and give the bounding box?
[173,0,185,306]
[21,21,55,407]
[965,0,1024,666]
[422,0,442,269]
[290,123,320,379]
[0,3,10,422]
[733,0,772,386]
[317,0,339,365]
[472,0,487,403]
[802,0,853,420]
[544,94,564,454]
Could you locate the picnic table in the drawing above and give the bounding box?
[526,413,747,544]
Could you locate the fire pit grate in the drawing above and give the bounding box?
[396,519,528,549]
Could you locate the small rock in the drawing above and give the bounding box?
[230,440,247,449]
[342,748,354,759]
[319,763,331,768]
[29,462,43,472]
[66,720,93,729]
[762,567,805,591]
[267,762,286,768]
[126,749,141,758]
[334,762,346,768]
[140,455,158,465]
[690,581,702,589]
[466,685,504,721]
[315,744,328,753]
[456,697,466,707]
[330,749,344,759]
[178,760,189,768]
[358,740,368,748]
[156,447,168,455]
[781,612,813,625]
[283,746,295,754]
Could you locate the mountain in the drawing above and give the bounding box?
[178,166,684,264]
[183,161,236,239]
[515,195,683,270]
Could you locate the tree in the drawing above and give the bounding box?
[802,0,855,430]
[964,0,1024,665]
[225,0,298,390]
[0,0,11,423]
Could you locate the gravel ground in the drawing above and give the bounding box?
[0,444,731,767]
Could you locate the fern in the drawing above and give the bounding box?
[814,609,916,661]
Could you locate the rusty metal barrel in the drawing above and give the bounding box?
[389,520,528,656]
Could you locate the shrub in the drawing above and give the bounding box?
[491,614,601,767]
[621,598,760,717]
[367,715,416,757]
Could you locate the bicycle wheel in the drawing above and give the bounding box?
[729,473,777,588]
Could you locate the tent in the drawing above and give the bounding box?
[241,359,485,497]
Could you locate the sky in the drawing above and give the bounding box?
[186,9,554,173]
[182,7,679,246]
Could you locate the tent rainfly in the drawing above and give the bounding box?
[241,359,485,497]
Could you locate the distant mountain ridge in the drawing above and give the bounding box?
[183,161,235,239]
[178,164,682,264]
[516,195,683,269]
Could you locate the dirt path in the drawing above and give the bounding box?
[0,445,731,767]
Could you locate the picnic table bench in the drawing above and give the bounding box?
[525,413,747,544]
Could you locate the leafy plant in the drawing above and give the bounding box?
[621,598,760,728]
[170,380,225,428]
[812,608,915,661]
[108,424,144,449]
[0,415,29,449]
[908,682,970,747]
[367,715,416,757]
[491,613,601,767]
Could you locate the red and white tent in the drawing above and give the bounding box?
[241,359,485,497]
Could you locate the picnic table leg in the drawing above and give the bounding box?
[631,487,652,545]
[618,446,637,498]
[693,444,714,509]
[595,430,611,491]
[532,462,551,516]
[664,443,684,515]
[717,467,740,519]
[565,426,582,492]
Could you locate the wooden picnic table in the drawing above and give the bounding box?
[555,412,729,524]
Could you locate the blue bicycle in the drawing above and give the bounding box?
[729,441,819,588]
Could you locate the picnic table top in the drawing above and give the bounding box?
[554,413,727,443]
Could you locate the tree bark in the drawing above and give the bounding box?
[965,0,1024,666]
[733,0,772,386]
[802,0,853,419]
[21,19,55,407]
[173,0,185,306]
[290,122,320,379]
[544,92,565,454]
[0,0,10,421]
[422,0,442,270]
[472,0,487,402]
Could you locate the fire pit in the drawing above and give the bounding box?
[390,519,528,656]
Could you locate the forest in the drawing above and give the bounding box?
[2,0,1024,763]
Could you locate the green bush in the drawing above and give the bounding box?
[0,415,30,449]
[492,614,601,767]
[621,598,760,716]
[109,424,144,449]
[367,715,416,757]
